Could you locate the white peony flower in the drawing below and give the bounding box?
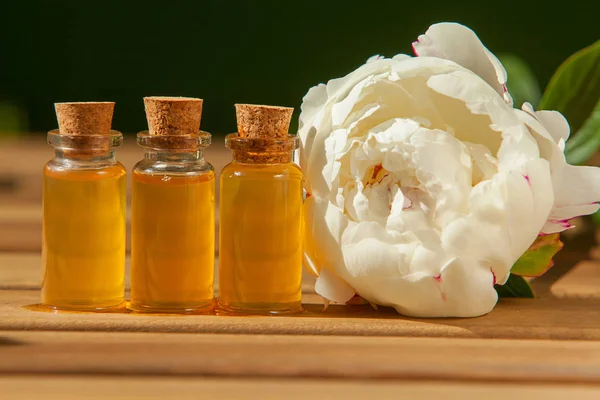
[299,22,600,317]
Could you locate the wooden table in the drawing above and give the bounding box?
[2,137,600,399]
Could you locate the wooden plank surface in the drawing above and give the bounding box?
[2,377,599,400]
[551,260,600,298]
[2,289,600,340]
[0,253,41,290]
[2,330,600,384]
[2,254,600,340]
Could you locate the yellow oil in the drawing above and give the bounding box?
[129,170,215,313]
[218,162,303,314]
[42,163,126,310]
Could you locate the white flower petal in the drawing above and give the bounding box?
[541,203,600,234]
[515,105,565,177]
[483,48,512,105]
[442,159,552,283]
[518,104,597,233]
[425,71,505,155]
[366,54,384,64]
[303,194,349,275]
[550,203,600,220]
[332,77,371,128]
[413,22,508,102]
[535,110,571,143]
[555,165,600,207]
[392,54,411,61]
[427,70,541,172]
[314,266,356,304]
[410,128,472,227]
[541,220,574,234]
[299,59,397,196]
[463,142,498,184]
[522,103,570,143]
[354,255,496,317]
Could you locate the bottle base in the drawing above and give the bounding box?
[216,300,303,316]
[33,301,127,313]
[126,300,214,315]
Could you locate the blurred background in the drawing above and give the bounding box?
[1,0,599,136]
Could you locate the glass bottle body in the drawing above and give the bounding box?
[129,149,215,313]
[218,161,303,315]
[42,149,126,310]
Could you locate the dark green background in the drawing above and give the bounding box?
[1,0,598,135]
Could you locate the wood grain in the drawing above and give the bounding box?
[0,253,41,289]
[551,261,600,298]
[2,376,599,400]
[2,290,600,340]
[0,205,42,252]
[2,330,600,384]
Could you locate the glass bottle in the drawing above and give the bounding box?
[42,102,126,311]
[129,97,215,314]
[218,104,303,315]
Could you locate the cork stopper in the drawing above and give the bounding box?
[55,102,114,135]
[227,103,297,164]
[235,104,293,139]
[144,96,203,136]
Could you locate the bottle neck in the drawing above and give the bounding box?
[225,132,299,164]
[53,149,117,168]
[144,149,204,163]
[231,150,294,164]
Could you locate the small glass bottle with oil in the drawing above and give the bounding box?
[129,97,215,314]
[218,104,303,315]
[42,102,126,311]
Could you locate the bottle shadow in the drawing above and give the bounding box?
[0,336,27,346]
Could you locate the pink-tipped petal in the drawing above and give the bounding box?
[366,54,384,64]
[541,203,600,234]
[523,174,532,187]
[411,42,419,56]
[541,220,574,234]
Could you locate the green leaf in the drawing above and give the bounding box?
[539,40,600,135]
[511,233,563,277]
[0,102,28,136]
[495,274,535,298]
[565,102,600,165]
[499,53,541,107]
[593,208,600,227]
